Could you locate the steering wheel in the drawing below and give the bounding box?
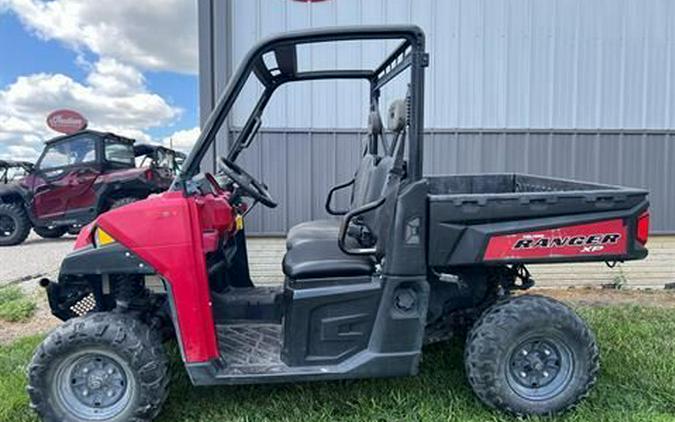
[217,157,277,208]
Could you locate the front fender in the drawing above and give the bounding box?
[59,243,155,276]
[48,243,156,321]
[0,182,29,203]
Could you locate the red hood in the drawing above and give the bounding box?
[72,189,234,362]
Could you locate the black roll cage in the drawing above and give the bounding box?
[134,144,186,164]
[176,25,427,190]
[0,160,34,183]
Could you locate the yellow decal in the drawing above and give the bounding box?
[95,227,116,247]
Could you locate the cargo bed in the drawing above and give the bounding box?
[426,174,649,267]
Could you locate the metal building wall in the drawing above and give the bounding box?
[199,0,675,234]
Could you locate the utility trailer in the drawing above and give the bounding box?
[30,26,649,422]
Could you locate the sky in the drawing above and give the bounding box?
[0,0,201,160]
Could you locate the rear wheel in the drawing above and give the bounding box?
[28,313,169,422]
[0,203,30,246]
[464,295,599,416]
[34,226,68,239]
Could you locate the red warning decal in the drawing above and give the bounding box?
[484,219,627,261]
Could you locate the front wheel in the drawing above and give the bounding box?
[67,226,81,235]
[0,203,30,246]
[28,313,169,422]
[464,295,599,417]
[34,226,68,239]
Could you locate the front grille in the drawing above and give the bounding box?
[69,293,97,316]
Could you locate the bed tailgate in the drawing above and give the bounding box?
[428,208,649,266]
[426,174,650,267]
[482,217,643,261]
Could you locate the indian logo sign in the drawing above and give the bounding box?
[46,109,88,134]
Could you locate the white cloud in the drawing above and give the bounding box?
[86,58,145,95]
[0,1,199,161]
[5,0,198,74]
[161,126,200,152]
[0,58,181,160]
[1,144,40,161]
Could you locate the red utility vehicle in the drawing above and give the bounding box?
[30,26,649,422]
[0,131,177,245]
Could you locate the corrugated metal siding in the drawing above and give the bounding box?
[199,0,675,233]
[225,0,675,129]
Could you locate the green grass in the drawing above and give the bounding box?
[1,306,674,422]
[0,287,36,323]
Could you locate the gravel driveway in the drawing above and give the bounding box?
[0,232,76,290]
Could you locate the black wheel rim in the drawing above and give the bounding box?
[53,349,135,420]
[0,215,16,238]
[506,336,574,401]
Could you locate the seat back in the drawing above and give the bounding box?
[374,135,406,259]
[346,99,408,251]
[373,99,409,258]
[336,99,406,249]
[346,106,385,209]
[350,154,377,208]
[357,100,405,209]
[365,157,394,202]
[353,156,394,238]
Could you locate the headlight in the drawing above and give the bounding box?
[93,227,116,248]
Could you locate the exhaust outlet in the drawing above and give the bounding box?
[38,278,51,288]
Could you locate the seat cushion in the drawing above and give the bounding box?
[285,219,341,249]
[282,239,374,279]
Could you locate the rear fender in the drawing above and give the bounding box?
[93,177,154,213]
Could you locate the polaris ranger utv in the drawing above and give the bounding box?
[29,26,650,421]
[0,131,176,245]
